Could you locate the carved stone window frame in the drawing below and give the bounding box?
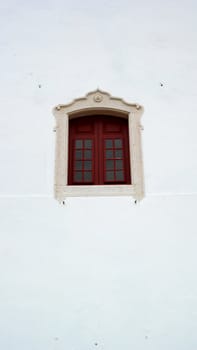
[52,90,144,201]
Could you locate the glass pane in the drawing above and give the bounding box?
[84,139,92,149]
[116,170,124,181]
[115,139,122,148]
[75,161,82,170]
[75,150,83,160]
[106,171,114,181]
[84,150,92,159]
[106,160,114,170]
[74,172,82,181]
[84,172,92,181]
[115,149,123,159]
[84,161,92,170]
[105,139,113,149]
[115,160,123,170]
[105,150,113,159]
[75,140,83,149]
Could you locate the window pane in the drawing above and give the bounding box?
[84,139,92,149]
[106,171,114,181]
[115,139,122,148]
[115,149,123,158]
[106,160,114,170]
[74,172,82,181]
[106,150,113,159]
[115,160,123,170]
[75,161,82,170]
[75,140,83,149]
[84,172,92,181]
[84,161,92,170]
[84,150,92,159]
[116,170,124,181]
[75,150,83,160]
[105,139,113,148]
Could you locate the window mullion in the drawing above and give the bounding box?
[95,118,102,185]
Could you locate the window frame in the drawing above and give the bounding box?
[53,90,144,201]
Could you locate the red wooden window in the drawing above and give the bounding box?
[68,116,131,185]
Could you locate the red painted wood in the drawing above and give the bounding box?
[68,116,131,185]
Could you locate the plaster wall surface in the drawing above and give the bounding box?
[0,0,197,349]
[0,0,197,196]
[1,196,197,350]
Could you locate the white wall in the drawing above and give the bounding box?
[0,0,197,349]
[1,196,197,350]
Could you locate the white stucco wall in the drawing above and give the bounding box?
[0,0,197,349]
[1,196,197,350]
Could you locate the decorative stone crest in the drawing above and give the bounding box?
[94,93,103,103]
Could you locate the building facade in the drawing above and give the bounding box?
[0,1,197,349]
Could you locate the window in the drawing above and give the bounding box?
[68,116,131,185]
[53,90,144,201]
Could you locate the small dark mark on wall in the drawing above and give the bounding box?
[160,82,163,87]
